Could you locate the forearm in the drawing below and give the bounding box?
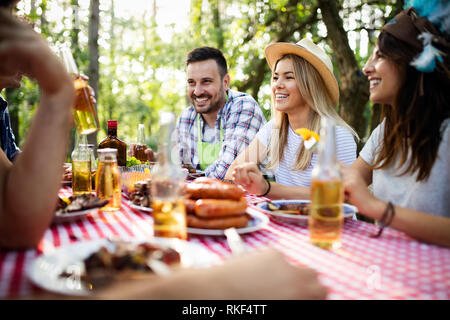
[225,140,266,181]
[1,87,73,248]
[361,200,450,248]
[265,182,310,200]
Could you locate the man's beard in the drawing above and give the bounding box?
[192,86,226,115]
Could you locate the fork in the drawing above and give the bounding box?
[224,227,246,256]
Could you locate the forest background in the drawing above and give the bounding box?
[6,0,405,159]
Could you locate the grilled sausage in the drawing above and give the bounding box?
[186,181,244,200]
[187,214,249,229]
[194,198,248,218]
[184,199,196,215]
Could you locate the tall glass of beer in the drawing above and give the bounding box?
[59,45,99,135]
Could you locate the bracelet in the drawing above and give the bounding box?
[371,202,395,238]
[257,180,271,197]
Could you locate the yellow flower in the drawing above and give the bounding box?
[295,128,320,142]
[144,168,150,174]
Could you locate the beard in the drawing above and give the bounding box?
[191,85,227,115]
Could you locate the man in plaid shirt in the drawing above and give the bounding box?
[177,47,266,180]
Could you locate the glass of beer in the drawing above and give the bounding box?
[96,148,121,212]
[59,45,99,135]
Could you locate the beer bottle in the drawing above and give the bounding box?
[309,118,344,250]
[135,123,148,162]
[151,112,187,240]
[72,134,92,195]
[98,120,127,166]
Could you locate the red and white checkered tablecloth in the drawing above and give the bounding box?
[0,188,449,299]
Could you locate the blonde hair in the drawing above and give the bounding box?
[267,54,358,171]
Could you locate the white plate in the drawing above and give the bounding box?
[187,210,269,236]
[129,202,153,214]
[52,208,97,224]
[256,200,357,225]
[27,237,218,296]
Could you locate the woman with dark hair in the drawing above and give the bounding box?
[342,5,450,247]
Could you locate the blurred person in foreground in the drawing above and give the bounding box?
[226,38,358,199]
[0,1,75,249]
[341,2,450,247]
[0,10,32,162]
[130,47,266,180]
[94,249,326,300]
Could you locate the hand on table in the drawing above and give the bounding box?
[340,163,382,217]
[231,162,267,196]
[215,249,327,300]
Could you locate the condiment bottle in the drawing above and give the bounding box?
[135,123,148,162]
[98,120,127,166]
[309,118,343,250]
[151,112,187,240]
[96,148,121,211]
[71,134,92,195]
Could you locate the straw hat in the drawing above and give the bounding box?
[265,38,339,106]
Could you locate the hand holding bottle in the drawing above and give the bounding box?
[128,144,157,163]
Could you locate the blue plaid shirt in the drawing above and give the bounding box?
[176,89,266,180]
[0,95,20,162]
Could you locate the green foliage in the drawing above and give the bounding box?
[11,0,398,152]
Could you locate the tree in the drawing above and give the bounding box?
[318,0,369,147]
[88,0,100,148]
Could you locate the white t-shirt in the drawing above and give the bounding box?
[256,119,357,186]
[360,119,450,218]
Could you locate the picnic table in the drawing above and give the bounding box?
[0,188,449,299]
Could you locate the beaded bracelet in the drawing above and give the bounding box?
[257,180,271,197]
[371,202,395,238]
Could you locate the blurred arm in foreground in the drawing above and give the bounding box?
[0,3,75,249]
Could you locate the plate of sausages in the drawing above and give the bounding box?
[184,177,269,236]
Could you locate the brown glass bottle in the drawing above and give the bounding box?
[98,120,127,166]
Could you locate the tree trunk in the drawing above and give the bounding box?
[190,0,203,38]
[39,0,48,35]
[317,0,369,147]
[209,0,224,50]
[237,0,318,100]
[71,0,81,60]
[88,0,100,148]
[108,0,115,123]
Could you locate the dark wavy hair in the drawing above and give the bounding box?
[186,47,228,79]
[374,31,450,181]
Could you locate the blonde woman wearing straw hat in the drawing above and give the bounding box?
[225,38,358,199]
